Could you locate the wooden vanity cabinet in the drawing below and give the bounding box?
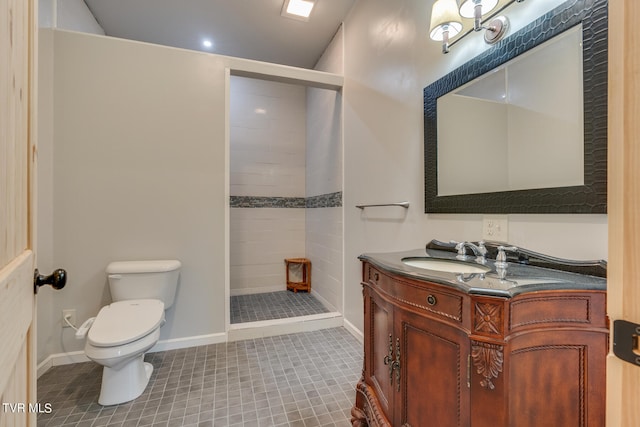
[352,262,608,427]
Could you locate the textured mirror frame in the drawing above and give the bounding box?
[423,0,607,214]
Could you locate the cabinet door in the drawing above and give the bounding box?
[364,286,396,420]
[396,308,471,427]
[508,330,607,427]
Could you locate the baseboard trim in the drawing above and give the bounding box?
[37,318,353,378]
[37,351,89,378]
[343,318,364,343]
[149,332,227,353]
[37,332,228,378]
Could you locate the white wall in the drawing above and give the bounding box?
[37,28,342,363]
[37,0,608,361]
[37,0,104,361]
[37,30,57,363]
[341,0,608,334]
[40,29,227,360]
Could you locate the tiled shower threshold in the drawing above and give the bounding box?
[227,312,343,342]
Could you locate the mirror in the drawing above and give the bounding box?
[438,26,584,196]
[423,0,607,214]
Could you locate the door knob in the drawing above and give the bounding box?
[34,268,67,294]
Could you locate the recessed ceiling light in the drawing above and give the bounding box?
[281,0,316,21]
[202,39,213,49]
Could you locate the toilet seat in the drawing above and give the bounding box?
[88,299,164,347]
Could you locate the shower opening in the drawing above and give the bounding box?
[228,74,343,330]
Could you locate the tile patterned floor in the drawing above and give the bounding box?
[230,292,330,324]
[37,327,362,427]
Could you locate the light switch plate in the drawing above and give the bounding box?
[482,216,509,242]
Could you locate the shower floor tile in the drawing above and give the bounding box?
[230,291,330,324]
[37,327,361,427]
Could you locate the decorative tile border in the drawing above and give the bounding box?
[230,196,305,208]
[230,191,342,209]
[306,191,342,208]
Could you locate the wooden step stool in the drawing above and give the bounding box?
[284,258,311,292]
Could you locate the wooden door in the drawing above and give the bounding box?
[0,0,38,425]
[607,1,640,426]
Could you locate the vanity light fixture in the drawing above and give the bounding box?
[429,0,463,54]
[458,0,499,31]
[429,0,525,54]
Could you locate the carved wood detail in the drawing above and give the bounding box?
[471,341,504,390]
[353,380,392,427]
[350,406,367,427]
[474,302,503,335]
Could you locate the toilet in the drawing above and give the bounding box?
[81,260,181,406]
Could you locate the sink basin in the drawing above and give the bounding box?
[402,257,491,274]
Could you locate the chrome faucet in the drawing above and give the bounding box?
[452,240,488,263]
[495,245,519,269]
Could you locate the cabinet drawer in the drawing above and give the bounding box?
[509,292,606,331]
[367,265,464,323]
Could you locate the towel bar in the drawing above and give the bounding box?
[356,201,410,210]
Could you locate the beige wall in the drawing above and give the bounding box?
[39,29,228,360]
[37,29,343,364]
[37,31,57,362]
[341,0,607,333]
[37,0,608,361]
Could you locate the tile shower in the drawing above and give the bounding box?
[229,76,342,322]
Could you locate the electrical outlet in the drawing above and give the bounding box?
[482,216,509,242]
[62,309,76,328]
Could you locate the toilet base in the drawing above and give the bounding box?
[98,355,153,406]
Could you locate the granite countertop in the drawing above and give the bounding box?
[359,248,606,298]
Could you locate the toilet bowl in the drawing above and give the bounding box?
[84,299,165,406]
[81,259,181,406]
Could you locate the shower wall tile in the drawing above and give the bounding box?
[306,208,343,311]
[306,86,342,197]
[230,76,306,199]
[230,208,306,294]
[230,75,344,304]
[230,76,308,295]
[305,67,343,312]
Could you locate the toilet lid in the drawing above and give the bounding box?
[88,299,164,347]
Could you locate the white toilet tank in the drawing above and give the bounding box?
[106,260,181,309]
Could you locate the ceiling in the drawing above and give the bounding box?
[83,0,356,69]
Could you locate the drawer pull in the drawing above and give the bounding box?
[427,294,438,306]
[374,272,380,281]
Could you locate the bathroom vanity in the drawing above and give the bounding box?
[350,243,607,427]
